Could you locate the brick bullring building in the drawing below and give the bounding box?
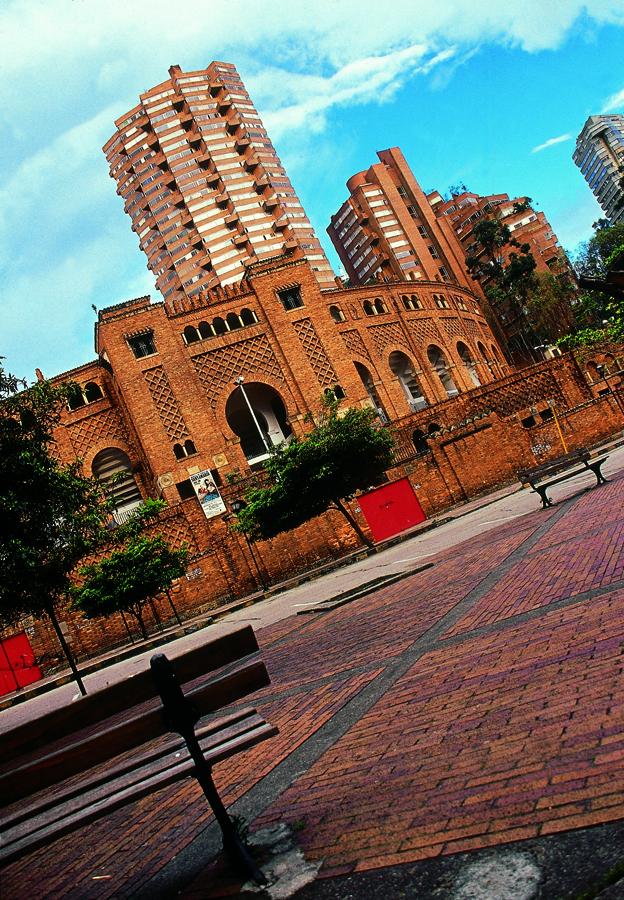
[9,63,624,679]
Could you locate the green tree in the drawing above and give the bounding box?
[233,403,394,548]
[0,362,109,693]
[73,532,188,640]
[525,272,577,342]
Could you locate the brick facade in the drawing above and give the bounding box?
[13,256,623,673]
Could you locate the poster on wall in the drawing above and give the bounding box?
[190,469,226,520]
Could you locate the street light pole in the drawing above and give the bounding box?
[234,376,273,455]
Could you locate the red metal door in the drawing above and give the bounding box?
[0,633,42,697]
[359,477,426,542]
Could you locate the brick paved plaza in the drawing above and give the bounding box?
[3,468,624,898]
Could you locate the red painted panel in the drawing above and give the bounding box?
[359,478,426,543]
[0,633,42,697]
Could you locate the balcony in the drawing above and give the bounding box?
[225,211,239,225]
[215,192,229,207]
[263,196,279,211]
[244,154,260,172]
[233,232,248,246]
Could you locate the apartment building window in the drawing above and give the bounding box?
[428,245,440,259]
[407,205,418,219]
[417,225,428,238]
[127,331,157,358]
[397,185,407,198]
[439,266,451,280]
[277,285,303,310]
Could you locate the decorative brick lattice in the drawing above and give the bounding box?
[465,369,565,418]
[292,319,337,387]
[144,367,188,440]
[192,335,284,408]
[407,318,444,348]
[368,322,407,357]
[147,512,198,552]
[68,408,128,459]
[441,317,463,339]
[461,319,482,340]
[341,329,372,362]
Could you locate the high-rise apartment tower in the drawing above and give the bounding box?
[327,148,474,291]
[104,62,335,307]
[573,115,624,225]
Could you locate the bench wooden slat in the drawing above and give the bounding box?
[0,720,277,867]
[0,659,270,806]
[1,707,259,830]
[3,711,269,840]
[0,626,260,761]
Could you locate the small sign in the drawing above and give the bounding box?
[190,469,226,519]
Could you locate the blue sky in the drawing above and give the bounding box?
[1,0,623,382]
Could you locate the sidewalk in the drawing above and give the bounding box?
[2,450,624,898]
[0,478,524,712]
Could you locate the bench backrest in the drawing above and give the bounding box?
[518,447,589,481]
[0,626,270,806]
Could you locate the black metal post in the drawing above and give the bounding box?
[150,654,266,884]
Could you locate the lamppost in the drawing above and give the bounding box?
[234,376,272,455]
[230,498,268,592]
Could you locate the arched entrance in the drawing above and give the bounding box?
[226,383,292,466]
[389,350,427,412]
[354,362,389,423]
[92,448,143,523]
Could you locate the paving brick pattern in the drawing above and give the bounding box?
[3,475,624,895]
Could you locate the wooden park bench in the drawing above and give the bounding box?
[0,625,277,884]
[518,447,609,509]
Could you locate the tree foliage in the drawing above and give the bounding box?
[72,533,188,639]
[0,363,108,626]
[233,403,394,547]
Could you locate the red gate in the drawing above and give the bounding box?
[0,632,42,697]
[359,477,426,543]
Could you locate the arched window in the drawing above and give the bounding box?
[457,342,480,387]
[389,351,427,412]
[324,385,346,401]
[173,443,185,460]
[213,317,227,335]
[183,325,200,344]
[363,299,375,316]
[84,381,103,403]
[329,305,345,323]
[477,341,493,377]
[240,308,258,326]
[427,422,441,436]
[184,439,197,455]
[67,384,86,410]
[412,429,429,454]
[427,346,458,397]
[92,448,142,523]
[374,298,387,314]
[226,312,243,330]
[402,295,421,311]
[198,321,214,339]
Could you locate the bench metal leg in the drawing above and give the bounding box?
[536,487,553,509]
[587,463,608,486]
[188,739,267,885]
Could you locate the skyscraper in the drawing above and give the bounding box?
[104,62,336,308]
[327,148,474,291]
[573,115,624,225]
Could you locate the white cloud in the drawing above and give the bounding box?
[531,133,572,153]
[602,87,624,112]
[1,0,624,378]
[260,45,453,140]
